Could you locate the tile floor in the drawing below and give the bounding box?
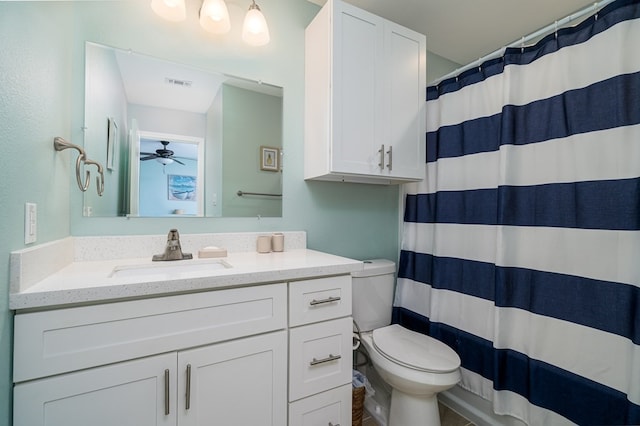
[360,402,474,426]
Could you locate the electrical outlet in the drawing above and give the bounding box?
[24,203,37,244]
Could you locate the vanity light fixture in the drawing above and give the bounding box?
[150,0,186,22]
[199,0,231,34]
[242,0,270,46]
[152,0,270,46]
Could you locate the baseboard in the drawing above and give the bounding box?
[438,386,527,426]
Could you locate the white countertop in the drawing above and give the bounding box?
[10,232,363,311]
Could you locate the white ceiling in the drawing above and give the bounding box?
[329,0,605,65]
[114,49,282,115]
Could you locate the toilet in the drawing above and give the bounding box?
[352,259,461,426]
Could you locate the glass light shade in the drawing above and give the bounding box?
[242,2,270,46]
[199,0,231,34]
[151,0,186,22]
[157,157,174,165]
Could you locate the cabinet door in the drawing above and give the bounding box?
[289,384,352,426]
[384,21,426,180]
[178,330,287,426]
[332,1,386,176]
[14,353,176,426]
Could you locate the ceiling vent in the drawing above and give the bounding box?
[165,78,193,88]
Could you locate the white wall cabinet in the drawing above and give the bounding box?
[305,0,426,184]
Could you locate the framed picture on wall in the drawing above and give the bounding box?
[106,117,118,171]
[260,146,279,172]
[168,175,197,201]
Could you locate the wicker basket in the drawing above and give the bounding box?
[352,385,366,426]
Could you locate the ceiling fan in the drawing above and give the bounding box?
[140,141,185,165]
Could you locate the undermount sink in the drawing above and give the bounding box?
[110,259,232,278]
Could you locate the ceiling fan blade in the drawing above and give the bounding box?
[140,156,156,161]
[140,152,157,156]
[173,158,185,165]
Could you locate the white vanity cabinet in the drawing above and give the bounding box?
[13,283,288,426]
[304,0,426,184]
[288,275,353,426]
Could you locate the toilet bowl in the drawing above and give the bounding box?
[359,325,460,425]
[352,260,461,426]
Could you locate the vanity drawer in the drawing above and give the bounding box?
[288,384,352,426]
[14,283,287,382]
[289,275,352,326]
[289,316,352,401]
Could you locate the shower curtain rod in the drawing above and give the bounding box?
[431,0,616,85]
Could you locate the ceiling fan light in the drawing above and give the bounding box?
[157,157,175,165]
[151,0,186,22]
[242,1,270,46]
[199,0,231,34]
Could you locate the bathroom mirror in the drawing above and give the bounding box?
[83,42,283,218]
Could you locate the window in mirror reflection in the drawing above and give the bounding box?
[136,135,204,217]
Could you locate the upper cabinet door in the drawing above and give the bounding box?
[304,0,426,185]
[383,21,427,180]
[332,2,385,176]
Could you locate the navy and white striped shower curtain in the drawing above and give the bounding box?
[393,0,640,424]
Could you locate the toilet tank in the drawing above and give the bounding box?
[351,259,396,332]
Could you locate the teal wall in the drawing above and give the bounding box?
[1,3,75,424]
[427,51,461,84]
[221,84,283,217]
[0,1,460,424]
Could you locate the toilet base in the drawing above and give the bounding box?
[389,388,440,426]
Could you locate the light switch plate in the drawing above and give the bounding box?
[24,202,37,244]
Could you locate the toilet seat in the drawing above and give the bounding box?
[372,324,460,373]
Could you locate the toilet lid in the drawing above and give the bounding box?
[372,324,461,373]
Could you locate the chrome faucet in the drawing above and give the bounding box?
[152,229,193,261]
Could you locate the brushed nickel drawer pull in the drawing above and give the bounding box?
[164,369,170,416]
[310,354,342,366]
[185,364,192,410]
[309,296,341,306]
[328,423,340,426]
